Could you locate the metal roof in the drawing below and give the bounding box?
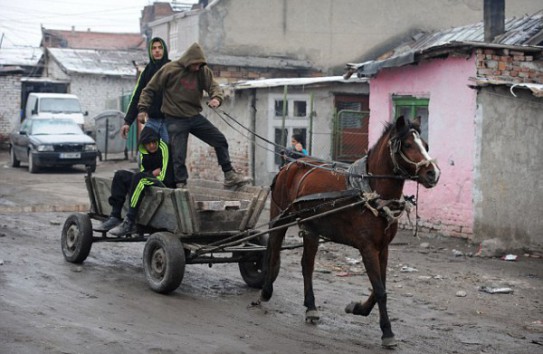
[47,48,148,77]
[346,10,543,78]
[0,47,43,67]
[230,76,368,90]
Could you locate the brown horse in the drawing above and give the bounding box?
[258,116,440,348]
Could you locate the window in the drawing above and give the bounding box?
[333,95,369,162]
[393,96,429,143]
[268,94,310,171]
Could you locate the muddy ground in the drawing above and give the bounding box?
[0,150,542,354]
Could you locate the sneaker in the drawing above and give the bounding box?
[224,170,252,188]
[95,216,122,232]
[109,218,136,237]
[176,182,187,189]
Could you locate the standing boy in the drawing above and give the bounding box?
[121,37,170,142]
[137,42,250,188]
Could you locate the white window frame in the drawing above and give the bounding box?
[267,93,310,172]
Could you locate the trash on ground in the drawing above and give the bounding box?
[479,286,514,294]
[502,254,518,261]
[400,266,418,272]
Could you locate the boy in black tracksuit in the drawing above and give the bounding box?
[96,126,174,236]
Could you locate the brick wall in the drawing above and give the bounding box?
[0,75,23,147]
[475,48,543,84]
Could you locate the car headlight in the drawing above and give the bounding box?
[84,144,97,152]
[36,144,54,152]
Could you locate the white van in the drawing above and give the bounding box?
[25,93,88,129]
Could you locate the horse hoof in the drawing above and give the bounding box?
[305,309,320,324]
[382,336,398,348]
[345,302,357,314]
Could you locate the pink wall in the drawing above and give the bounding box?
[369,56,478,237]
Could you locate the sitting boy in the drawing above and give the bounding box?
[95,126,174,236]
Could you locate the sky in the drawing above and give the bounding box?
[0,0,198,48]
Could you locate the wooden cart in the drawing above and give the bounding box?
[61,173,270,294]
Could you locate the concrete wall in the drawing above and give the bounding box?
[369,56,478,237]
[174,0,543,73]
[474,86,543,250]
[0,75,23,145]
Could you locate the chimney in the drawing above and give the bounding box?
[484,0,505,42]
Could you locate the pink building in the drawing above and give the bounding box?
[346,11,543,250]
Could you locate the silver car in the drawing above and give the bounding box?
[9,118,98,173]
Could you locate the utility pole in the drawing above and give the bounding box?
[0,33,4,49]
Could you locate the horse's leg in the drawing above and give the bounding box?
[300,228,320,323]
[346,247,396,348]
[259,225,287,302]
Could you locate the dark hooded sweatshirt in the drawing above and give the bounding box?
[138,126,174,188]
[138,42,224,118]
[124,37,170,126]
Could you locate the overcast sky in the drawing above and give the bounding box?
[0,0,198,48]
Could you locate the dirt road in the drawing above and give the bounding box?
[0,151,542,354]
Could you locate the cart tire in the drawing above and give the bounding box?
[9,147,20,168]
[236,235,269,289]
[61,213,93,263]
[143,232,185,294]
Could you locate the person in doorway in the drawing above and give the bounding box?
[137,42,251,188]
[282,133,308,165]
[95,126,174,236]
[120,37,170,142]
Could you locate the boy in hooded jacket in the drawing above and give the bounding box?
[121,37,170,142]
[137,42,251,188]
[96,126,174,236]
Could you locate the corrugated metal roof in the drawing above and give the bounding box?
[0,47,43,66]
[230,76,368,90]
[346,10,543,78]
[47,48,147,77]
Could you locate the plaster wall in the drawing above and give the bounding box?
[220,83,368,186]
[190,0,543,73]
[369,56,478,237]
[474,86,543,250]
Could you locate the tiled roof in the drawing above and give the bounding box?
[47,48,148,77]
[41,29,146,50]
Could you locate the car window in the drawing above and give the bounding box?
[31,120,83,135]
[40,98,82,113]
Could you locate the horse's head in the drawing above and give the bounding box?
[388,116,440,188]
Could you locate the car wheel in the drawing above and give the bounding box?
[9,147,20,168]
[28,152,39,173]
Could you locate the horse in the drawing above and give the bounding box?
[257,116,440,348]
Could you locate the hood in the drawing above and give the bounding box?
[148,37,169,65]
[138,126,160,148]
[177,42,207,67]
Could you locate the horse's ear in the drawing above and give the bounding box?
[413,115,421,127]
[395,115,408,130]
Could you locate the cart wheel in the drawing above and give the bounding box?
[236,235,269,289]
[61,213,93,263]
[143,232,185,294]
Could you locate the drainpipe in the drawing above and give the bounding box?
[249,89,257,183]
[484,0,505,42]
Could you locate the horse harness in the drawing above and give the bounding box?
[271,158,413,230]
